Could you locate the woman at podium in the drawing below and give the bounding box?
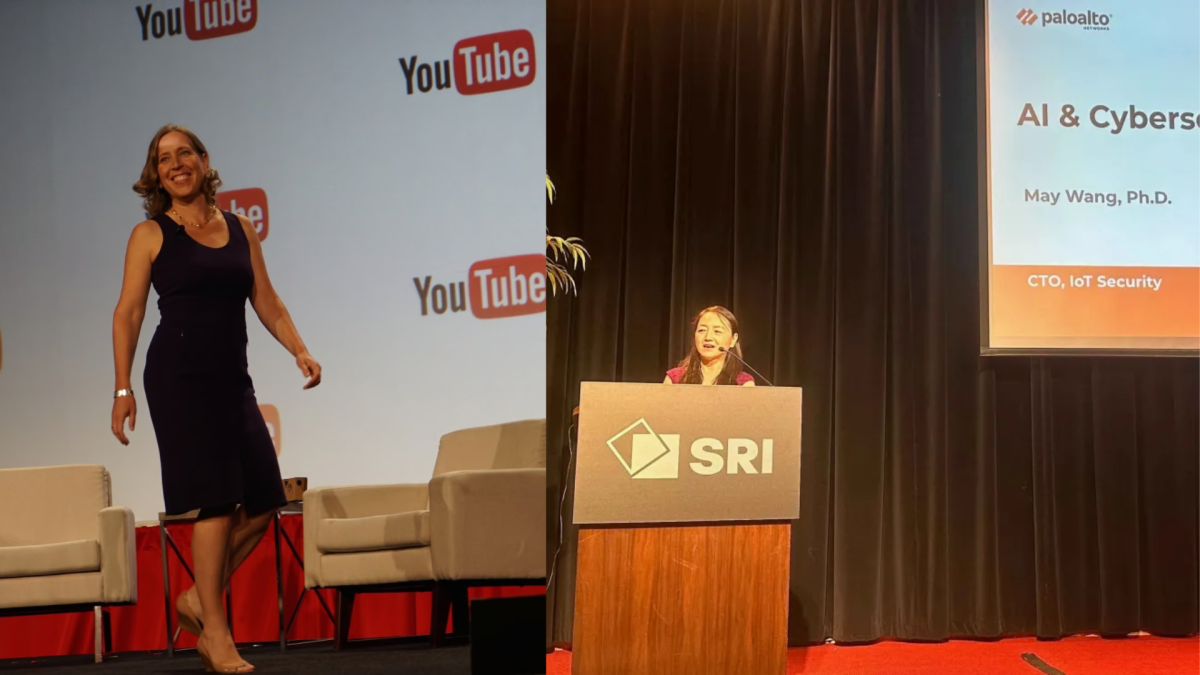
[663,306,755,386]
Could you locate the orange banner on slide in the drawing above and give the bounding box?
[991,265,1200,341]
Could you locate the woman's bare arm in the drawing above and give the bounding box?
[238,214,321,388]
[112,221,158,391]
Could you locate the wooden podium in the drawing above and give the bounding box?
[571,382,802,675]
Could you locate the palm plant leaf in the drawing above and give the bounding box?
[545,174,587,296]
[546,261,577,295]
[546,234,589,269]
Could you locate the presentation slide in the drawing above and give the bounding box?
[0,0,546,520]
[983,0,1199,351]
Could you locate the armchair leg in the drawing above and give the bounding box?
[432,582,470,647]
[451,584,470,637]
[431,583,451,647]
[104,608,113,654]
[334,590,355,650]
[92,606,104,664]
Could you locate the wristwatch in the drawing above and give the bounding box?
[114,389,134,399]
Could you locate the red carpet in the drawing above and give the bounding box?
[546,636,1198,674]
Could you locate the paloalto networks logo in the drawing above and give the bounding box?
[413,254,546,319]
[1016,7,1113,30]
[607,418,775,480]
[136,0,258,42]
[399,29,537,96]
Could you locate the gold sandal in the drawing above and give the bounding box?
[196,634,254,673]
[176,587,204,637]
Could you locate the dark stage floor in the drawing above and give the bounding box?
[0,641,509,674]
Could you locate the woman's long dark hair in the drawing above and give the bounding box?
[675,306,744,385]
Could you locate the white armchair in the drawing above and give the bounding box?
[0,464,137,662]
[303,419,546,648]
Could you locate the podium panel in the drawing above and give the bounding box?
[573,382,802,524]
[573,523,790,675]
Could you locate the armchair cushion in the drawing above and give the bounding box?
[0,540,100,579]
[303,483,429,589]
[0,465,109,546]
[317,510,431,553]
[318,548,434,588]
[0,573,103,610]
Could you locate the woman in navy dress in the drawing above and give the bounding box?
[111,125,321,673]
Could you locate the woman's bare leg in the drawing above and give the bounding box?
[223,507,277,582]
[191,513,251,671]
[186,507,279,617]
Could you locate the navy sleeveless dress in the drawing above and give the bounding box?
[143,210,286,517]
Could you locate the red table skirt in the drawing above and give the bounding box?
[0,515,543,660]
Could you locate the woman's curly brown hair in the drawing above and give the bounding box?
[132,124,223,217]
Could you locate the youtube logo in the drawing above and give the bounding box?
[414,254,546,320]
[468,255,546,318]
[399,29,536,97]
[137,0,258,43]
[215,188,269,241]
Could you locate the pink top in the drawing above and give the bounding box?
[666,366,754,385]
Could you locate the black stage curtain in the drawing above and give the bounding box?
[546,0,1199,647]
